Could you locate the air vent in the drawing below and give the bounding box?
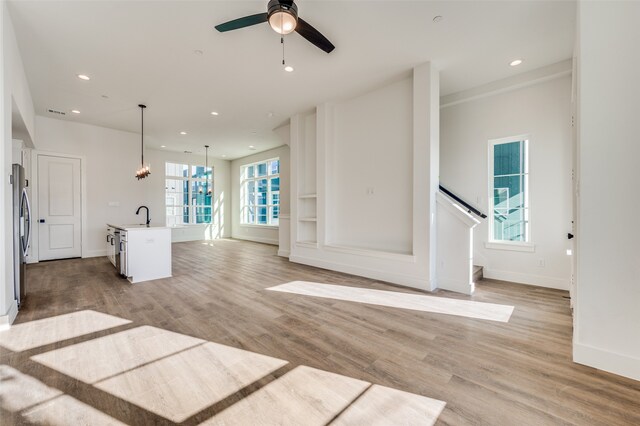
[183,150,192,154]
[47,108,66,116]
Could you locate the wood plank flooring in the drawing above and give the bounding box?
[1,239,639,425]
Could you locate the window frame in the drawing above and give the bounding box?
[165,162,213,226]
[240,158,280,227]
[486,135,534,252]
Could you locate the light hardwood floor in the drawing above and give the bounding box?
[1,239,639,425]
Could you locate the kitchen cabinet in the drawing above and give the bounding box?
[107,224,171,283]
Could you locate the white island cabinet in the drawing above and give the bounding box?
[107,224,172,283]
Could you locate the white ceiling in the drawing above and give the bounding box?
[8,0,576,159]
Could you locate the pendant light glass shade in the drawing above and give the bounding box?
[269,11,297,34]
[136,104,151,180]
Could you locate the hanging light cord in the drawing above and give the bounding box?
[140,105,144,168]
[282,36,285,65]
[205,145,209,195]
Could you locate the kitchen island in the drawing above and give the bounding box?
[107,224,172,283]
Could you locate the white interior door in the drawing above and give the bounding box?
[38,154,82,260]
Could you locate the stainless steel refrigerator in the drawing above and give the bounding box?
[11,164,31,308]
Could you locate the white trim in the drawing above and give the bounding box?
[441,59,573,108]
[323,244,415,262]
[31,150,87,260]
[484,241,535,252]
[488,135,531,245]
[436,192,481,228]
[289,254,432,291]
[0,300,19,329]
[83,249,107,258]
[277,249,290,258]
[232,235,278,246]
[436,277,475,295]
[483,267,569,290]
[239,223,279,230]
[574,342,640,381]
[239,157,280,227]
[164,161,213,226]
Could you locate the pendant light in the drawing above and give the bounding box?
[205,145,212,195]
[135,104,151,180]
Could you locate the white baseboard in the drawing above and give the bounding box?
[289,254,434,292]
[232,235,279,246]
[574,342,640,381]
[437,277,474,295]
[83,249,107,258]
[0,300,19,330]
[277,249,290,258]
[483,268,570,290]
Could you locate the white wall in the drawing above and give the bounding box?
[230,144,290,245]
[330,77,413,254]
[289,64,439,291]
[33,116,147,258]
[574,0,640,381]
[440,74,572,290]
[33,116,232,258]
[1,1,35,326]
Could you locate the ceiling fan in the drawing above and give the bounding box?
[215,0,335,54]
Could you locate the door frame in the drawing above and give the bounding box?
[30,150,87,262]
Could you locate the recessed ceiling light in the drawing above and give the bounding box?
[222,154,227,158]
[71,109,81,114]
[211,111,219,116]
[77,74,90,81]
[180,131,187,135]
[161,145,166,148]
[284,66,294,72]
[194,49,204,56]
[433,16,443,23]
[249,145,256,150]
[510,59,523,67]
[101,94,109,99]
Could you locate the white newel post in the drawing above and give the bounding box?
[436,192,481,295]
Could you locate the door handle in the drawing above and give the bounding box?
[39,219,45,223]
[568,233,574,240]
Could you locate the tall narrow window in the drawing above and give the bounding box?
[241,159,280,226]
[165,162,212,226]
[489,137,529,243]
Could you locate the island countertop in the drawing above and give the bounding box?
[107,223,170,231]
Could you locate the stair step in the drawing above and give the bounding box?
[473,265,484,283]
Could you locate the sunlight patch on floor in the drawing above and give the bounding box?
[22,395,128,426]
[31,326,205,384]
[205,365,446,426]
[10,310,447,424]
[267,281,514,322]
[0,366,126,425]
[333,384,446,425]
[94,342,289,422]
[203,365,370,425]
[0,310,131,352]
[0,365,62,413]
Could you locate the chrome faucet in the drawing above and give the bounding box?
[136,205,150,226]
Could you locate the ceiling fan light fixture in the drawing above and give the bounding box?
[267,0,298,34]
[269,11,297,34]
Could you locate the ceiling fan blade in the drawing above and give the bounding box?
[295,17,335,53]
[215,13,268,32]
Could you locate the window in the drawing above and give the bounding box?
[489,136,529,243]
[165,162,212,226]
[240,159,280,226]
